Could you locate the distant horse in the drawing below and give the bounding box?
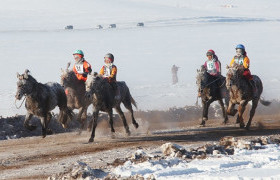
[15,69,73,137]
[196,65,229,126]
[60,63,92,132]
[85,73,139,143]
[226,63,271,129]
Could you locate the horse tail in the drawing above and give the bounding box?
[260,97,271,106]
[130,94,138,109]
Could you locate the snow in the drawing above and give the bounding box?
[1,0,280,117]
[112,144,280,179]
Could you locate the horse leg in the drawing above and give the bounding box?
[246,99,259,130]
[40,115,48,138]
[218,99,228,124]
[237,101,248,128]
[77,107,85,135]
[201,99,214,126]
[46,112,53,135]
[108,109,115,133]
[227,101,237,117]
[89,109,99,143]
[123,100,139,129]
[115,105,130,136]
[24,112,36,131]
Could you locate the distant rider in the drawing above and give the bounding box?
[198,49,222,97]
[229,44,257,97]
[99,53,120,99]
[73,50,92,82]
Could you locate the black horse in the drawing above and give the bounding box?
[196,65,229,126]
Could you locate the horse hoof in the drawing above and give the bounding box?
[126,131,131,136]
[62,123,68,129]
[240,124,245,128]
[202,117,208,121]
[46,129,53,135]
[245,126,250,130]
[200,120,206,127]
[134,123,139,129]
[25,124,37,131]
[111,129,115,133]
[88,138,94,143]
[42,134,46,138]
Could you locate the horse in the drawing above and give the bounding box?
[196,65,229,126]
[226,63,271,129]
[85,72,139,143]
[60,63,92,132]
[15,69,73,138]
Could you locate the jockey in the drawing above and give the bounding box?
[99,53,120,99]
[73,50,92,82]
[199,49,222,97]
[229,44,257,97]
[204,49,221,77]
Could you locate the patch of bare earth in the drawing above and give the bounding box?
[0,110,280,179]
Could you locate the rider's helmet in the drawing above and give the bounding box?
[235,44,245,56]
[104,53,114,63]
[235,44,245,50]
[73,50,84,57]
[206,49,215,57]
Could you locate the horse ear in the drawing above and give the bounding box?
[226,65,229,69]
[61,68,65,74]
[17,72,20,78]
[66,62,71,72]
[24,69,30,79]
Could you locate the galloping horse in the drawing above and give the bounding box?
[196,65,229,126]
[60,63,92,132]
[15,69,73,137]
[226,63,271,129]
[85,73,139,143]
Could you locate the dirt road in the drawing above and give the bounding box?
[0,114,280,179]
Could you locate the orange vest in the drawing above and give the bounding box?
[73,60,92,81]
[99,65,117,83]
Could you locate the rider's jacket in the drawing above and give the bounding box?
[73,59,92,81]
[230,55,252,80]
[99,64,117,83]
[230,55,250,69]
[204,56,221,77]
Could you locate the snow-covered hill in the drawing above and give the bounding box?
[1,0,280,117]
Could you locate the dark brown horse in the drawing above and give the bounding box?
[196,65,229,126]
[85,73,139,143]
[15,69,73,137]
[226,63,271,129]
[60,63,92,132]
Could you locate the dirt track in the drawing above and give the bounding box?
[1,112,280,179]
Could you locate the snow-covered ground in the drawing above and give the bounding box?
[1,0,280,117]
[112,143,280,179]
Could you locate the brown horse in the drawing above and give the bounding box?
[15,69,73,137]
[226,63,271,129]
[60,63,92,132]
[85,73,139,143]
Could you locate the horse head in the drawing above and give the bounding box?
[85,72,102,99]
[60,62,77,88]
[196,65,207,91]
[226,62,244,89]
[15,69,36,100]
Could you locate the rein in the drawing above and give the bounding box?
[15,96,26,109]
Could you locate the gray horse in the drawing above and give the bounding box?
[15,69,73,137]
[196,65,229,126]
[226,63,271,129]
[85,73,139,143]
[60,63,92,132]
